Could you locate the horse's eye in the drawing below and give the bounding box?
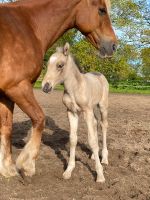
[57,62,64,69]
[98,8,106,16]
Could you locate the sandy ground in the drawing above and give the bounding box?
[0,90,150,200]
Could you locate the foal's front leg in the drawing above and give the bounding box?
[63,111,78,180]
[84,110,105,183]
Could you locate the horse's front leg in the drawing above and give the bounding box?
[63,110,78,180]
[0,96,17,177]
[84,109,105,183]
[6,80,45,177]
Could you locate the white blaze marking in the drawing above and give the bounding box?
[49,55,57,64]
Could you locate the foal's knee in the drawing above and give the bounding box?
[89,137,99,151]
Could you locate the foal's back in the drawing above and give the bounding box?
[77,72,109,108]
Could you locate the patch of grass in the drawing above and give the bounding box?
[34,81,150,94]
[109,85,150,94]
[34,81,64,90]
[34,81,42,89]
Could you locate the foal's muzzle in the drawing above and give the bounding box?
[42,82,52,93]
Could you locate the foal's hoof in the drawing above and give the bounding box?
[96,175,105,183]
[91,153,95,160]
[63,171,72,180]
[101,158,108,165]
[102,149,108,165]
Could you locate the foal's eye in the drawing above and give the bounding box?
[98,8,107,16]
[57,62,64,69]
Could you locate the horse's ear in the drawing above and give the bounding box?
[63,42,70,56]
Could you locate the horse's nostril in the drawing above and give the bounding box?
[112,44,117,52]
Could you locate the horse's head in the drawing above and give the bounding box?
[75,0,117,57]
[42,43,71,93]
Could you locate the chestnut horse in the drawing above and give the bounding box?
[0,0,117,178]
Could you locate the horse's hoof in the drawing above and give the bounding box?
[9,165,18,177]
[17,165,35,177]
[16,157,35,177]
[0,164,18,178]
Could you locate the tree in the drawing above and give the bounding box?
[1,0,149,81]
[141,48,150,79]
[44,0,149,82]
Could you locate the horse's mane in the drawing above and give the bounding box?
[105,0,111,10]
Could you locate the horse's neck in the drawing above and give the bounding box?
[64,57,83,96]
[16,0,80,53]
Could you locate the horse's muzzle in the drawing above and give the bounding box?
[42,82,52,93]
[99,41,117,58]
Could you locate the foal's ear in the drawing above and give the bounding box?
[63,43,70,56]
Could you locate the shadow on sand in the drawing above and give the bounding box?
[12,116,96,180]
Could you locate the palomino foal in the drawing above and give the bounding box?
[42,43,109,182]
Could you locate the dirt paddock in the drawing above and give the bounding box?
[0,90,150,200]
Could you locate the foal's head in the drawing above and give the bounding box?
[75,0,117,57]
[42,43,71,93]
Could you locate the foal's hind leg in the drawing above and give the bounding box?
[63,111,78,179]
[91,113,98,160]
[0,97,17,177]
[6,80,45,176]
[99,102,108,165]
[84,110,105,183]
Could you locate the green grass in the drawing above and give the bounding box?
[34,81,64,90]
[34,81,150,95]
[109,85,150,94]
[34,81,42,89]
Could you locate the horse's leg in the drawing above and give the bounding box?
[63,111,78,180]
[84,109,105,183]
[99,102,108,165]
[6,80,45,176]
[0,96,17,177]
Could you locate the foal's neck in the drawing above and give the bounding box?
[64,56,83,95]
[16,0,80,54]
